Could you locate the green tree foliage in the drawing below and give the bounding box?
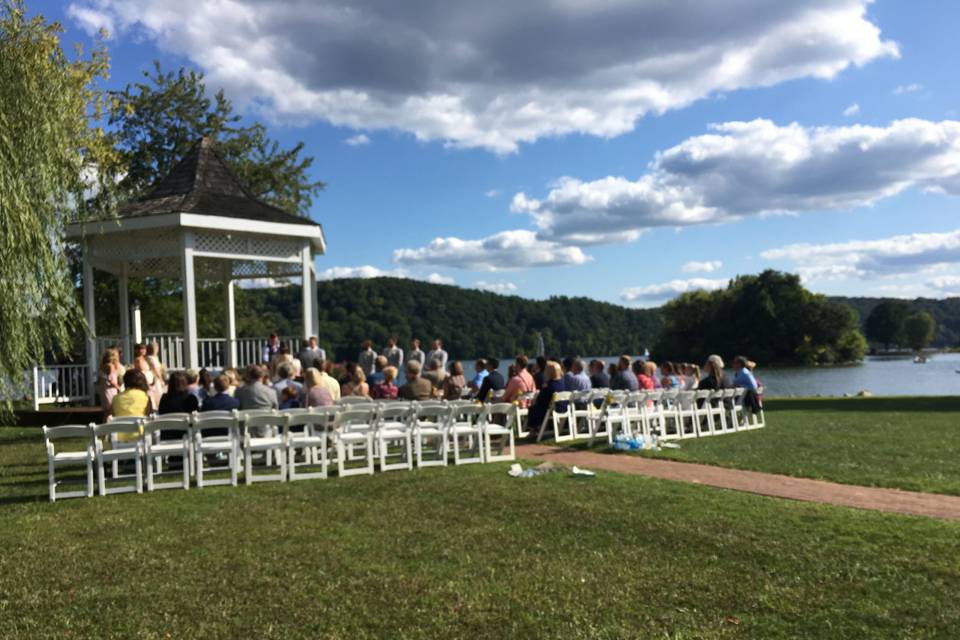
[107,62,324,216]
[0,1,118,411]
[864,300,911,350]
[654,270,866,366]
[833,296,960,348]
[903,312,935,352]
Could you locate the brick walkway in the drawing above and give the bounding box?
[517,444,960,521]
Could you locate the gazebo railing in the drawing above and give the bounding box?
[95,334,303,371]
[30,364,92,410]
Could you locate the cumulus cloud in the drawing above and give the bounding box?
[318,265,407,280]
[927,275,960,296]
[426,273,456,285]
[681,260,723,273]
[343,133,371,146]
[621,278,728,303]
[484,189,500,198]
[393,229,590,271]
[514,118,960,243]
[761,229,960,282]
[843,102,860,117]
[474,281,518,294]
[66,0,897,153]
[894,83,923,95]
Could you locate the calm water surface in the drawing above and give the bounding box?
[456,354,960,398]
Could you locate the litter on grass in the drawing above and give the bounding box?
[508,461,596,478]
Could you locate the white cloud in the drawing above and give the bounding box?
[66,4,114,36]
[343,133,371,146]
[426,273,456,285]
[761,229,960,282]
[474,281,518,294]
[894,83,923,95]
[238,277,292,289]
[621,278,728,303]
[67,0,897,153]
[843,102,860,117]
[484,189,500,198]
[927,275,960,296]
[681,260,723,273]
[318,265,407,280]
[515,118,960,243]
[393,229,591,271]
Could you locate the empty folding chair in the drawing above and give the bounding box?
[658,389,682,440]
[729,388,747,430]
[448,404,485,465]
[43,424,95,502]
[569,391,594,439]
[332,406,378,477]
[243,413,288,484]
[483,403,517,462]
[93,421,144,496]
[375,402,414,472]
[675,391,699,438]
[411,403,452,468]
[622,391,645,440]
[641,389,665,442]
[193,413,240,488]
[536,391,574,442]
[286,408,337,481]
[142,416,192,491]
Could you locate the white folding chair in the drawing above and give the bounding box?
[569,391,594,439]
[622,391,645,440]
[514,391,536,439]
[692,390,716,437]
[676,390,699,439]
[142,416,191,491]
[333,406,378,477]
[375,402,414,472]
[742,390,766,429]
[43,425,95,502]
[658,388,682,440]
[286,408,337,481]
[595,390,630,445]
[93,421,143,496]
[483,403,516,462]
[411,404,451,468]
[448,404,485,465]
[704,390,729,434]
[106,416,143,480]
[729,388,747,430]
[243,413,288,484]
[536,391,574,442]
[193,413,240,488]
[338,396,374,405]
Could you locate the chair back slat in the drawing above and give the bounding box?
[43,424,92,440]
[93,421,142,437]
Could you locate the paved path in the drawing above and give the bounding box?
[517,444,960,521]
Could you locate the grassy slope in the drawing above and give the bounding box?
[598,397,960,495]
[1,424,959,639]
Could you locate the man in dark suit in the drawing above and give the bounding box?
[476,358,505,402]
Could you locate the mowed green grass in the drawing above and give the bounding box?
[1,424,959,638]
[589,396,960,495]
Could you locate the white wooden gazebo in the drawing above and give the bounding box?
[66,137,325,384]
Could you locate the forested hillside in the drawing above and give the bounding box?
[830,296,960,348]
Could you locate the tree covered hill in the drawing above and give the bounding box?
[829,296,960,348]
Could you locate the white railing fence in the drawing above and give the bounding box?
[31,364,92,411]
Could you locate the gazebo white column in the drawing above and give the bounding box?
[224,278,237,368]
[118,263,130,357]
[310,262,320,339]
[82,243,97,389]
[181,231,199,370]
[301,242,315,340]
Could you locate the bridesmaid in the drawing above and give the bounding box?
[98,348,124,420]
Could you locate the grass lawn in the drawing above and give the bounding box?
[568,396,960,496]
[2,424,960,638]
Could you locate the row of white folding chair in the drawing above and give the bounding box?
[535,389,609,443]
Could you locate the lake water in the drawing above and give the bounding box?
[455,353,960,398]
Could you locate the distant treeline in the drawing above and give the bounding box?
[830,296,960,348]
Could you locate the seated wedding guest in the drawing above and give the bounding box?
[159,371,200,414]
[183,369,204,408]
[698,355,728,391]
[503,355,536,405]
[476,358,505,402]
[279,386,300,410]
[358,340,377,376]
[370,365,399,400]
[422,357,448,390]
[399,360,433,401]
[202,374,241,412]
[686,363,701,390]
[589,359,610,389]
[634,360,655,390]
[382,337,404,370]
[273,362,303,405]
[235,365,278,411]
[368,355,388,385]
[442,361,467,400]
[526,361,564,440]
[304,367,334,407]
[610,355,639,391]
[732,356,758,390]
[533,356,548,388]
[563,358,591,392]
[469,358,488,394]
[269,345,293,380]
[660,362,682,389]
[222,368,240,396]
[297,336,326,370]
[341,364,370,397]
[314,359,341,401]
[198,368,213,403]
[111,369,152,442]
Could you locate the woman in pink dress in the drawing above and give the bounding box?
[98,348,124,420]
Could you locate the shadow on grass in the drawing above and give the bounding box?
[766,396,960,413]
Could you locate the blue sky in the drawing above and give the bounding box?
[36,0,960,305]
